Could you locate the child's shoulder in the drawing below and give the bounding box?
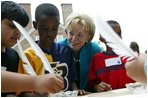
[55,43,72,52]
[6,47,17,52]
[93,52,105,58]
[24,47,35,56]
[3,48,19,60]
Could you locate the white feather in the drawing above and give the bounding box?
[17,40,36,76]
[14,21,70,91]
[13,28,34,48]
[13,21,54,74]
[96,15,137,59]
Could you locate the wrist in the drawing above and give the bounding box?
[30,75,38,92]
[94,84,99,92]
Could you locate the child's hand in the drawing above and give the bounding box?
[78,89,90,96]
[34,74,64,93]
[94,82,112,92]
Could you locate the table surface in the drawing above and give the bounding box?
[85,88,136,97]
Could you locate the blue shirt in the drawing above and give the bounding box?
[41,42,77,91]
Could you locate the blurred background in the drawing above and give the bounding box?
[8,0,147,53]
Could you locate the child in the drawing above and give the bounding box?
[1,1,29,96]
[1,1,64,96]
[88,20,135,92]
[18,3,77,96]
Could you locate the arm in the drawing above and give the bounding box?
[88,61,112,92]
[88,55,100,92]
[125,53,147,84]
[1,71,64,93]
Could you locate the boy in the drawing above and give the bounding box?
[1,1,64,96]
[1,1,29,96]
[18,3,77,96]
[88,20,135,92]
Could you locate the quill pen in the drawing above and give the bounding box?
[13,21,54,74]
[17,40,36,76]
[96,16,137,59]
[14,21,70,91]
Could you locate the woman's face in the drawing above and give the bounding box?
[67,23,90,52]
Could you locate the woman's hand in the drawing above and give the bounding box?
[78,89,90,96]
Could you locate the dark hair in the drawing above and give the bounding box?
[1,1,29,27]
[130,41,140,53]
[107,20,122,37]
[35,3,59,22]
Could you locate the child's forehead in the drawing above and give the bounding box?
[38,15,59,23]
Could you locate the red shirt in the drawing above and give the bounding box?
[88,52,135,90]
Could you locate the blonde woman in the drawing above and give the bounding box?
[58,12,102,95]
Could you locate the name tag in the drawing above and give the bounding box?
[105,57,122,67]
[1,66,7,71]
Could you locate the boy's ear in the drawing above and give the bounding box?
[33,21,37,30]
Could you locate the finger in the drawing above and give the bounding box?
[82,90,86,95]
[99,83,107,90]
[96,85,106,92]
[78,90,85,95]
[84,91,91,94]
[81,90,88,95]
[80,91,83,95]
[55,75,64,81]
[101,82,112,90]
[97,87,106,92]
[107,84,112,90]
[78,90,83,95]
[54,78,64,90]
[53,84,62,93]
[50,88,56,93]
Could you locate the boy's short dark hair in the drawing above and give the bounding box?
[35,3,59,22]
[1,1,29,27]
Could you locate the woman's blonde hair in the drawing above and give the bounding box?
[65,12,95,42]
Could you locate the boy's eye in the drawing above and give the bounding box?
[52,27,58,32]
[42,28,49,31]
